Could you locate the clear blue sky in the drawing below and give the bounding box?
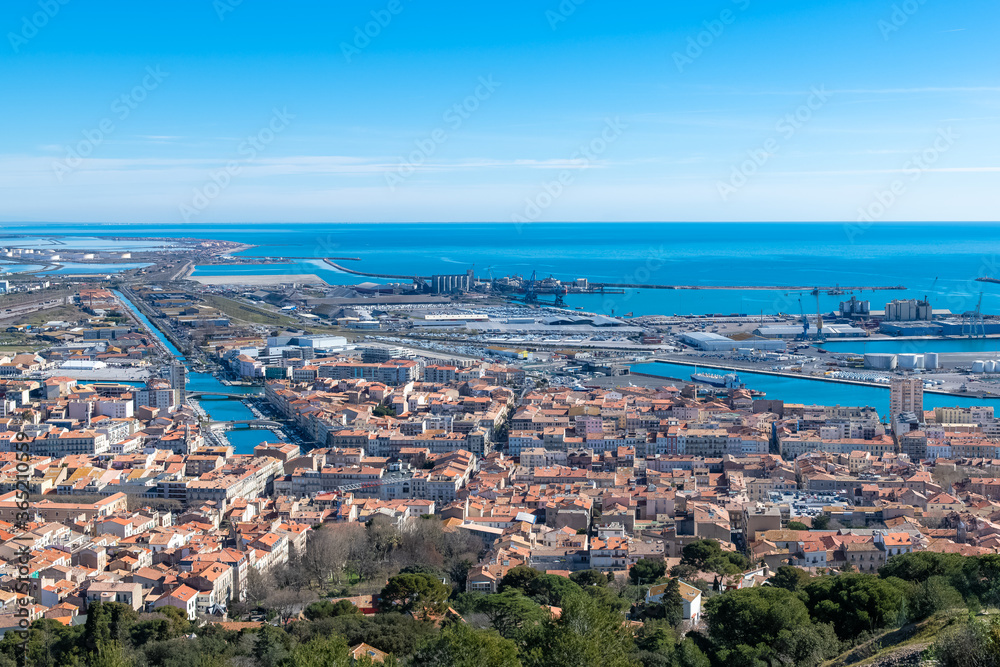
[1,0,997,223]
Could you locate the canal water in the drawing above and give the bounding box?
[630,361,992,418]
[822,338,1000,355]
[115,291,269,454]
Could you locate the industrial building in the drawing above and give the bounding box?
[680,332,786,351]
[430,270,475,294]
[879,319,1000,336]
[753,324,866,339]
[884,298,933,322]
[540,314,626,327]
[839,296,871,317]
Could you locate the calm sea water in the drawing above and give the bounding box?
[13,222,1000,426]
[631,361,992,416]
[6,221,999,317]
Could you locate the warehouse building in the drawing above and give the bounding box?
[680,332,786,351]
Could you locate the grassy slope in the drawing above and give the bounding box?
[202,295,296,326]
[824,611,971,667]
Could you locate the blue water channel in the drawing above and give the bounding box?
[822,338,1000,355]
[114,291,270,454]
[630,361,992,418]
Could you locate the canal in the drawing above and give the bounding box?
[822,338,1000,355]
[631,361,992,417]
[115,291,271,454]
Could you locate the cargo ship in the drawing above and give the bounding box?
[690,372,744,389]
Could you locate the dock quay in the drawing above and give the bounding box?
[310,260,907,294]
[591,283,907,291]
[324,259,429,281]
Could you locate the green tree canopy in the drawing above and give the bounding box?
[477,590,549,639]
[379,573,450,616]
[705,586,813,652]
[498,565,541,593]
[680,539,724,569]
[768,565,812,592]
[522,596,638,667]
[411,622,522,667]
[630,558,667,586]
[803,573,906,639]
[570,569,611,588]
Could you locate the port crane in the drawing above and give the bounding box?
[797,298,809,340]
[962,291,985,338]
[524,270,538,303]
[814,289,825,341]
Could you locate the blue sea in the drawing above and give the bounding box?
[5,221,999,319]
[632,361,992,417]
[10,221,998,449]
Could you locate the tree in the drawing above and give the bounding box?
[803,573,906,639]
[703,552,750,576]
[245,567,274,608]
[768,565,812,592]
[933,616,1000,667]
[674,638,711,667]
[521,595,638,667]
[379,573,450,616]
[706,586,813,653]
[253,625,293,667]
[908,575,965,619]
[771,623,840,667]
[498,565,541,593]
[786,521,809,531]
[680,540,723,569]
[304,599,361,620]
[287,635,351,667]
[645,578,684,627]
[524,574,583,607]
[300,526,352,588]
[570,569,610,588]
[263,587,318,626]
[411,622,522,667]
[630,558,666,586]
[477,591,549,639]
[811,515,831,530]
[84,602,137,653]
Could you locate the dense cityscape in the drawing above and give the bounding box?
[1,234,1000,666]
[5,1,999,665]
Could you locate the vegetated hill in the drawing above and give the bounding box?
[824,611,970,667]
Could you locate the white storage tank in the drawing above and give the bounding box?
[864,353,898,370]
[898,354,924,370]
[987,360,997,373]
[925,352,939,370]
[973,360,986,373]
